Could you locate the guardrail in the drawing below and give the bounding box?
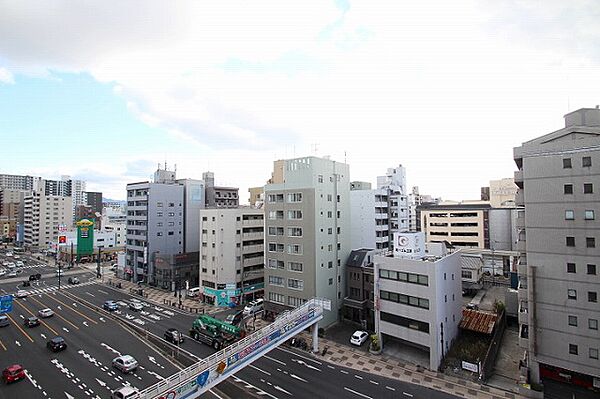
[137,298,327,399]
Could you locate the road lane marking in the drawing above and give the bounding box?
[86,292,95,297]
[369,380,379,385]
[249,365,271,376]
[277,346,323,365]
[291,358,321,372]
[402,392,413,397]
[28,295,80,330]
[289,373,307,382]
[6,312,34,342]
[98,289,109,295]
[0,339,6,351]
[14,299,59,335]
[264,354,287,366]
[344,387,372,399]
[47,293,98,324]
[16,341,21,347]
[355,375,363,380]
[386,386,396,391]
[340,370,349,374]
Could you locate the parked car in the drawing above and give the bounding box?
[25,317,40,328]
[350,330,369,346]
[103,301,119,311]
[0,314,9,327]
[2,364,25,384]
[14,290,28,298]
[38,308,54,318]
[6,271,16,278]
[186,287,201,298]
[68,277,80,285]
[46,336,67,352]
[111,386,139,399]
[112,355,138,374]
[15,261,24,267]
[164,328,185,344]
[243,298,264,315]
[128,302,143,312]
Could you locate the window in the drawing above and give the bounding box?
[268,276,284,286]
[287,244,302,255]
[157,222,163,227]
[588,264,597,275]
[568,315,578,326]
[267,194,284,203]
[268,210,284,220]
[268,243,284,253]
[566,236,575,247]
[268,227,284,236]
[269,292,285,304]
[380,312,429,334]
[288,296,306,307]
[287,193,302,203]
[590,348,599,360]
[157,232,163,236]
[168,221,174,226]
[157,211,163,217]
[582,156,592,167]
[288,227,302,237]
[569,344,578,355]
[380,290,429,309]
[567,263,576,273]
[168,202,175,207]
[328,261,333,268]
[289,262,303,272]
[168,231,174,236]
[328,227,332,235]
[565,210,575,220]
[588,292,598,303]
[563,158,572,168]
[590,319,599,330]
[587,237,596,248]
[564,184,573,194]
[318,175,323,183]
[327,211,332,218]
[462,270,473,279]
[288,279,304,290]
[584,183,593,194]
[202,216,207,221]
[568,289,577,300]
[287,210,303,220]
[268,259,284,269]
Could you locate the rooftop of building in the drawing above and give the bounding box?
[418,201,492,210]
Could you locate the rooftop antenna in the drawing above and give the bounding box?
[165,160,167,171]
[311,143,319,155]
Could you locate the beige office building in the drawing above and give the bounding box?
[23,186,73,249]
[419,202,490,248]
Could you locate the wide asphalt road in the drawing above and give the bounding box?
[64,282,461,399]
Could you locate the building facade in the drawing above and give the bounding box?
[199,207,264,306]
[342,248,378,331]
[84,191,103,215]
[374,234,462,371]
[203,172,239,208]
[0,174,41,191]
[350,186,390,250]
[23,187,73,249]
[263,156,350,327]
[419,202,491,248]
[514,107,600,389]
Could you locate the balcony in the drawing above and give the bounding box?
[517,259,527,276]
[343,296,368,309]
[243,256,264,267]
[518,280,528,300]
[518,305,529,325]
[514,170,523,189]
[519,324,529,349]
[243,269,264,280]
[242,244,264,254]
[242,232,264,240]
[515,190,524,206]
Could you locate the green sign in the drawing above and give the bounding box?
[76,219,94,260]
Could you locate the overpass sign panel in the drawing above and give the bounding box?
[0,295,13,313]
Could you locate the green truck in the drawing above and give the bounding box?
[190,315,243,350]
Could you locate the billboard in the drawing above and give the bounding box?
[76,219,95,259]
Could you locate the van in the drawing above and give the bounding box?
[186,287,201,298]
[243,298,264,315]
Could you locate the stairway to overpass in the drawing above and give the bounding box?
[137,298,330,399]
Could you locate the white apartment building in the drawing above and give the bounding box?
[199,207,264,306]
[23,187,73,249]
[350,185,390,250]
[374,232,462,371]
[264,156,350,327]
[377,165,409,240]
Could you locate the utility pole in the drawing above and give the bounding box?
[96,247,102,280]
[70,242,74,269]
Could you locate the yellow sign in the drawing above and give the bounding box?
[76,219,94,227]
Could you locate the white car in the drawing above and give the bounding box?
[111,386,139,399]
[15,290,28,298]
[15,261,24,267]
[7,271,17,278]
[350,330,369,346]
[129,302,144,312]
[243,298,264,315]
[38,308,54,318]
[5,252,12,257]
[112,355,139,374]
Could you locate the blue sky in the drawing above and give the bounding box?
[1,1,599,200]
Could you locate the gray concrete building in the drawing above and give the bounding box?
[0,174,41,191]
[514,107,600,391]
[263,156,350,327]
[126,169,184,286]
[203,171,239,208]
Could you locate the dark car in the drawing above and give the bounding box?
[47,336,67,352]
[103,301,119,311]
[68,277,80,285]
[24,317,40,328]
[225,310,244,326]
[164,328,185,344]
[2,364,25,384]
[28,273,41,281]
[22,281,30,287]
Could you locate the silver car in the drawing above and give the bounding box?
[112,355,138,374]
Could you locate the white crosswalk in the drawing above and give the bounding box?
[18,280,95,296]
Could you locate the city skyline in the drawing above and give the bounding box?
[1,1,599,201]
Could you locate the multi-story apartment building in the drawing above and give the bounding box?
[203,171,239,208]
[374,233,462,371]
[408,186,440,232]
[126,169,184,286]
[199,207,264,306]
[342,248,378,331]
[350,184,390,250]
[23,186,73,249]
[263,156,350,327]
[514,107,600,391]
[84,191,103,215]
[377,165,409,242]
[44,175,87,223]
[0,174,41,191]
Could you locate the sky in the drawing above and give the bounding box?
[1,1,599,201]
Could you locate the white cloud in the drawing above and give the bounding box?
[1,1,600,200]
[0,67,14,84]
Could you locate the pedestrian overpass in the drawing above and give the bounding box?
[137,298,330,399]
